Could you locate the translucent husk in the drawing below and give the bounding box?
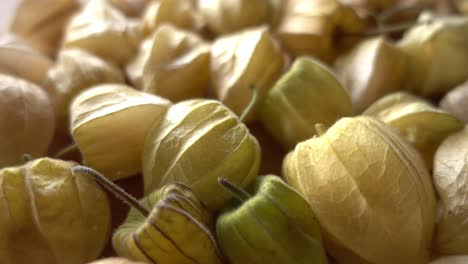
[398,12,468,97]
[0,158,111,264]
[88,258,146,264]
[140,0,204,37]
[143,99,261,210]
[276,0,365,61]
[108,0,149,17]
[433,126,468,255]
[198,0,282,35]
[217,175,328,264]
[430,256,468,264]
[0,74,55,168]
[46,48,125,136]
[335,37,408,113]
[364,92,463,169]
[127,24,210,102]
[211,26,287,120]
[259,56,352,150]
[440,80,468,123]
[10,0,80,57]
[113,183,222,264]
[63,0,140,66]
[0,34,52,85]
[70,84,171,180]
[283,116,436,264]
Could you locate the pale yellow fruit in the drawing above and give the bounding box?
[0,74,54,168]
[0,158,111,264]
[127,24,210,102]
[71,84,171,180]
[211,25,286,120]
[283,116,436,264]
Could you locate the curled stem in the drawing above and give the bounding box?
[218,177,251,202]
[73,165,149,217]
[54,143,79,159]
[240,86,259,123]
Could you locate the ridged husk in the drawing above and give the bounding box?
[46,48,125,136]
[259,56,352,150]
[276,0,365,61]
[0,158,111,264]
[127,24,210,102]
[283,116,436,264]
[140,0,203,37]
[398,12,468,97]
[10,0,80,57]
[0,74,55,168]
[211,26,286,120]
[0,34,52,85]
[364,92,463,169]
[199,0,281,35]
[143,99,261,210]
[63,0,140,66]
[433,126,468,255]
[335,37,408,113]
[440,80,468,123]
[71,84,171,180]
[113,183,222,264]
[217,175,328,264]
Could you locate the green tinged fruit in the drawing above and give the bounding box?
[259,57,352,150]
[216,175,328,264]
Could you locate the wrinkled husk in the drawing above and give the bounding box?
[46,48,125,136]
[71,84,171,180]
[88,258,145,264]
[440,80,468,123]
[259,56,352,150]
[335,37,408,113]
[0,34,52,85]
[430,256,468,264]
[143,99,261,210]
[63,0,140,66]
[0,74,55,168]
[364,92,463,169]
[108,0,149,17]
[398,12,468,97]
[211,26,286,120]
[433,126,468,255]
[217,175,328,264]
[10,0,80,57]
[276,0,365,61]
[113,183,222,264]
[199,0,281,35]
[283,116,436,264]
[0,158,111,264]
[141,0,204,36]
[127,24,210,102]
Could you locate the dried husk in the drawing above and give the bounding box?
[440,80,468,123]
[283,116,436,264]
[430,256,468,264]
[108,0,149,17]
[0,34,52,85]
[364,92,463,169]
[259,56,352,150]
[433,126,468,255]
[398,12,468,97]
[198,0,281,35]
[10,0,80,57]
[211,26,286,120]
[71,84,171,180]
[127,24,210,102]
[276,0,365,61]
[0,158,111,264]
[88,258,145,264]
[217,175,328,264]
[63,0,140,66]
[335,37,408,113]
[46,48,125,136]
[0,74,55,168]
[143,99,261,210]
[140,0,204,36]
[113,183,222,264]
